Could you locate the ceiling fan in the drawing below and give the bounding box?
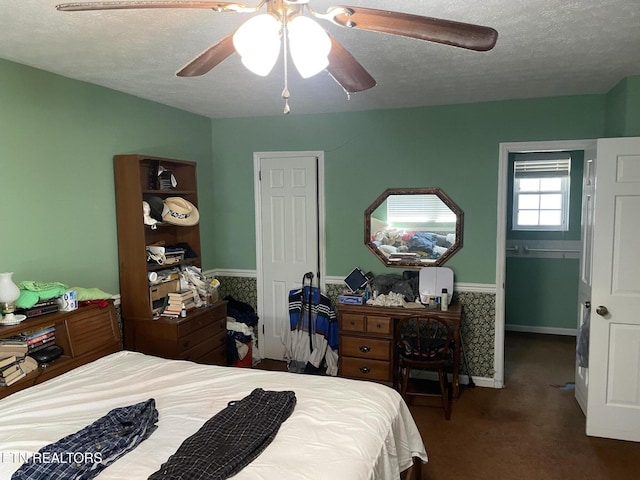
[56,1,498,113]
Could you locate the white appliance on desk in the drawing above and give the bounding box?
[418,267,453,305]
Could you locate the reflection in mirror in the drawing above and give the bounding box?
[365,187,464,268]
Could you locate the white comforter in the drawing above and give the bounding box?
[0,351,427,479]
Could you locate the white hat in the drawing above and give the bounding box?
[162,197,200,226]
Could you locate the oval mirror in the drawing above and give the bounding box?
[365,187,464,268]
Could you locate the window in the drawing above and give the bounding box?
[512,156,571,231]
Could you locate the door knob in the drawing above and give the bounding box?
[596,305,609,316]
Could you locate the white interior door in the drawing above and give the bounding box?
[575,147,596,414]
[254,152,324,360]
[586,137,640,441]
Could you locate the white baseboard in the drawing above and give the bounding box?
[505,324,577,336]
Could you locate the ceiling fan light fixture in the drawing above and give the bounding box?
[287,15,331,79]
[233,13,281,76]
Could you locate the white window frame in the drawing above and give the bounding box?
[512,157,571,232]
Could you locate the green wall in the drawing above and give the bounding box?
[605,76,640,137]
[210,96,605,284]
[2,55,637,301]
[0,59,212,294]
[505,258,579,329]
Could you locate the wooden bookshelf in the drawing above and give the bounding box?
[113,154,226,365]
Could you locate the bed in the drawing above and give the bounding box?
[0,351,427,479]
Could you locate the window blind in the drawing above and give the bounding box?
[387,195,456,223]
[514,157,571,178]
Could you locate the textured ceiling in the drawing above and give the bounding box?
[1,0,639,119]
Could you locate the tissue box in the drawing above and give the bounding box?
[58,290,78,311]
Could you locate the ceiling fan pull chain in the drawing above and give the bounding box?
[282,15,291,114]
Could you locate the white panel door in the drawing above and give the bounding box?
[575,147,596,414]
[255,152,324,360]
[586,137,640,441]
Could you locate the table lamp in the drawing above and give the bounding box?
[0,272,21,323]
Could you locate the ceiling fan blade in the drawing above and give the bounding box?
[56,1,247,12]
[333,6,498,52]
[176,31,236,77]
[326,35,376,93]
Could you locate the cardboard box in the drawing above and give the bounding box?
[149,279,180,302]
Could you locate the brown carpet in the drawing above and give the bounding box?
[411,331,640,480]
[255,332,640,479]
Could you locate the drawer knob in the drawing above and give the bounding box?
[359,345,371,353]
[359,366,371,374]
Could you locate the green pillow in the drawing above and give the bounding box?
[71,287,113,301]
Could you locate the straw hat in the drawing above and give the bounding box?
[162,197,199,226]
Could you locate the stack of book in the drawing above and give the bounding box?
[23,325,56,354]
[0,355,27,386]
[161,290,196,317]
[0,339,28,360]
[0,325,56,357]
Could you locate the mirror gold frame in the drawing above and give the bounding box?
[364,187,464,268]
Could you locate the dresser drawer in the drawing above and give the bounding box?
[178,321,224,352]
[340,356,392,382]
[196,344,226,365]
[177,308,226,339]
[340,335,391,361]
[180,329,226,363]
[365,316,392,335]
[340,313,365,333]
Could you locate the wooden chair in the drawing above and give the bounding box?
[394,315,454,420]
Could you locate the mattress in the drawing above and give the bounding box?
[0,351,427,479]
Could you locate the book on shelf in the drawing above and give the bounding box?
[0,367,26,386]
[0,369,26,387]
[0,355,19,370]
[26,331,56,345]
[165,300,195,311]
[0,364,20,379]
[0,344,28,356]
[167,289,195,301]
[23,325,55,339]
[0,338,28,347]
[1,325,55,347]
[167,297,196,307]
[28,338,57,353]
[161,299,196,317]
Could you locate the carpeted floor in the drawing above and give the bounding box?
[410,331,640,479]
[255,332,640,479]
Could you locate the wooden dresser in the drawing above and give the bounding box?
[132,300,227,365]
[0,302,121,399]
[337,303,463,395]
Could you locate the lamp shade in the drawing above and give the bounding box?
[287,16,331,78]
[233,14,282,76]
[0,272,20,312]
